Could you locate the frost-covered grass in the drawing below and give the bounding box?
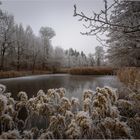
[116,67,140,138]
[0,84,139,139]
[117,67,140,92]
[69,67,115,75]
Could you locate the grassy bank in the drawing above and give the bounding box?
[52,68,69,74]
[0,69,71,79]
[69,67,115,75]
[117,67,140,91]
[0,70,53,78]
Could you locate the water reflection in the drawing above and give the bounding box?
[0,74,122,100]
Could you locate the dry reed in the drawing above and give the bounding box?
[117,67,140,91]
[69,67,115,75]
[0,84,139,139]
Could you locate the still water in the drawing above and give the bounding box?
[0,74,122,100]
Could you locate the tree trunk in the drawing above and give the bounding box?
[0,45,6,71]
[97,57,100,66]
[32,54,37,74]
[17,44,20,71]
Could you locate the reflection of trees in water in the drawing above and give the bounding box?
[0,75,121,100]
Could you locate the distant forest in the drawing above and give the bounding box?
[0,3,106,72]
[0,0,140,72]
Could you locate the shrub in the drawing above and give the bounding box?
[0,84,135,139]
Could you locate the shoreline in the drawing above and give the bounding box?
[0,70,69,79]
[0,67,115,79]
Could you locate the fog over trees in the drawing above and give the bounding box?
[0,1,140,139]
[0,3,105,72]
[0,0,140,72]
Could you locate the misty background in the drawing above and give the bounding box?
[1,0,106,54]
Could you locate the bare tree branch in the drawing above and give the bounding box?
[73,0,140,36]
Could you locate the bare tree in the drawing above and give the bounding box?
[107,1,140,67]
[0,12,15,70]
[31,37,40,73]
[14,24,25,71]
[39,26,55,70]
[88,53,95,66]
[95,46,105,66]
[74,0,140,67]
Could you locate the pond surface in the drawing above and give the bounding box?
[0,74,122,100]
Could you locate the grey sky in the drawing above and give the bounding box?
[1,0,105,54]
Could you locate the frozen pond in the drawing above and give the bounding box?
[0,74,122,100]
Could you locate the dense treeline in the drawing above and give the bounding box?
[0,4,106,72]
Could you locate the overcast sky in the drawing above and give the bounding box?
[1,0,106,54]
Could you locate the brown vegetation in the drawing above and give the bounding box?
[0,71,51,79]
[0,85,133,139]
[54,68,69,74]
[117,67,140,92]
[0,69,70,79]
[116,67,140,138]
[69,67,115,75]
